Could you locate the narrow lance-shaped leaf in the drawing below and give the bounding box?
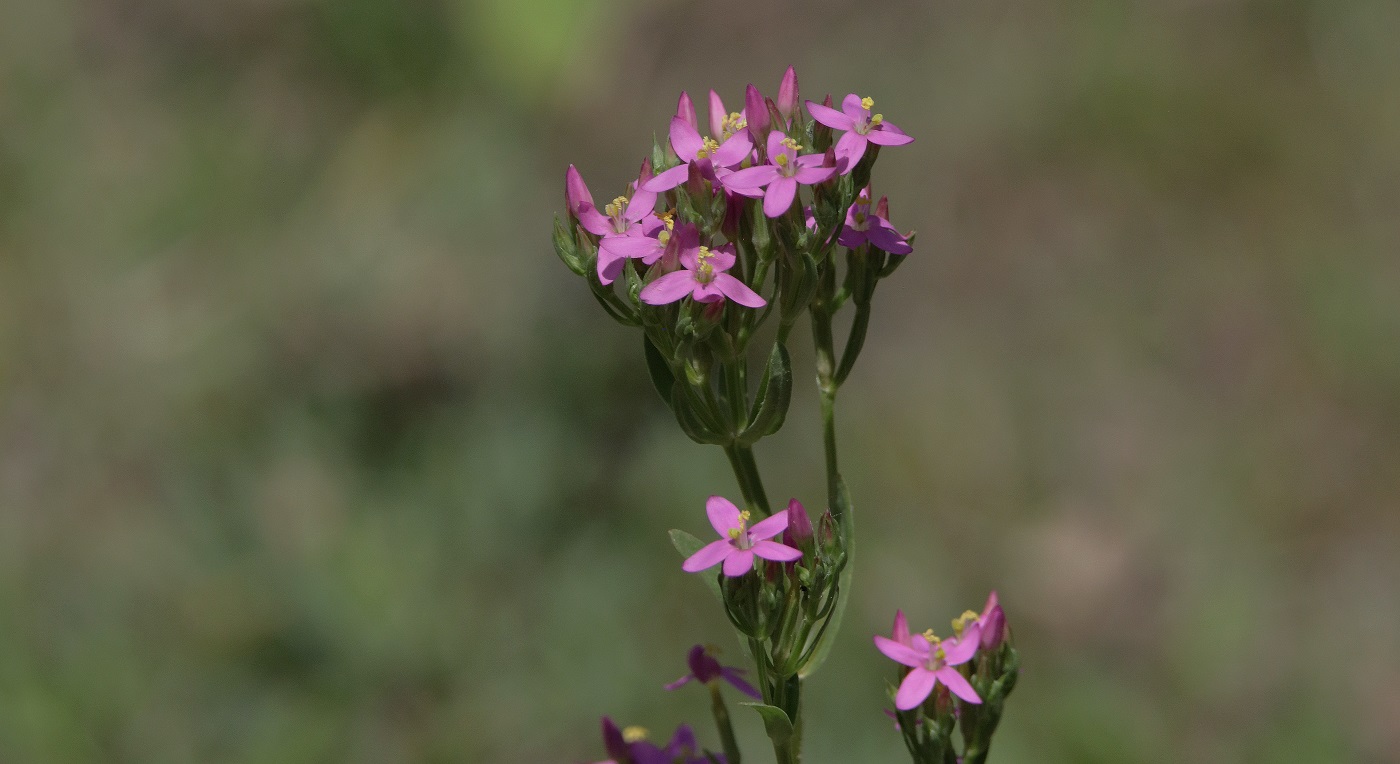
[737,342,792,445]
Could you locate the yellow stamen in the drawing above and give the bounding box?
[721,112,747,135]
[952,610,979,637]
[604,195,628,218]
[775,154,789,167]
[871,113,884,126]
[934,646,946,662]
[697,137,721,159]
[860,96,874,110]
[658,230,671,246]
[623,726,649,743]
[781,137,803,152]
[922,629,941,645]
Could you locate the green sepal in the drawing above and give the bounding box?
[737,342,792,445]
[671,379,730,445]
[797,475,853,678]
[644,335,675,407]
[553,215,585,276]
[652,133,669,174]
[669,529,723,606]
[739,703,793,748]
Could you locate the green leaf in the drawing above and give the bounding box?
[669,529,723,605]
[798,475,853,679]
[740,703,793,747]
[643,335,675,407]
[671,380,730,445]
[737,342,792,445]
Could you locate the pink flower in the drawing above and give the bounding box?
[566,163,661,285]
[838,187,912,254]
[875,621,983,710]
[645,108,754,193]
[639,241,765,308]
[806,94,913,170]
[682,496,801,577]
[720,131,836,218]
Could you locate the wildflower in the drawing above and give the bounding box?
[682,496,801,577]
[594,718,719,764]
[665,644,761,699]
[875,621,983,709]
[638,241,765,308]
[805,94,913,169]
[721,131,837,218]
[566,163,661,284]
[644,115,753,193]
[838,187,912,254]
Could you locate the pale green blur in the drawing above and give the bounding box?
[1,0,1397,762]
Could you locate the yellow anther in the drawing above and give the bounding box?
[861,96,874,110]
[952,610,979,637]
[775,154,789,167]
[781,137,803,152]
[728,528,741,539]
[934,646,946,662]
[721,112,747,135]
[605,196,628,217]
[922,629,941,644]
[697,137,721,159]
[738,510,750,525]
[871,113,884,126]
[623,726,649,743]
[658,230,671,246]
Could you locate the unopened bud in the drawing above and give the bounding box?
[777,66,799,122]
[782,498,814,556]
[979,591,1007,652]
[745,84,769,140]
[817,509,840,557]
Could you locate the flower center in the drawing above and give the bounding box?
[952,610,979,637]
[622,726,649,743]
[657,210,675,246]
[856,96,883,135]
[922,630,947,669]
[696,136,721,160]
[720,112,747,139]
[727,509,752,546]
[695,245,717,284]
[605,195,630,232]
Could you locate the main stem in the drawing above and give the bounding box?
[724,444,771,516]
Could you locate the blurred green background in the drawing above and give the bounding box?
[2,0,1398,762]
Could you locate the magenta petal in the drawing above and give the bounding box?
[942,627,981,665]
[721,668,763,699]
[601,235,662,259]
[713,275,765,308]
[937,667,982,704]
[793,165,836,185]
[837,227,867,250]
[895,668,938,711]
[711,131,753,168]
[752,539,802,562]
[746,509,789,540]
[866,221,912,254]
[577,205,612,236]
[765,129,788,159]
[640,270,698,305]
[874,636,926,668]
[596,243,626,285]
[834,131,868,168]
[722,548,755,577]
[867,123,914,146]
[691,282,724,303]
[643,163,691,192]
[840,93,867,120]
[565,164,594,212]
[707,245,737,271]
[706,495,742,536]
[664,675,694,691]
[676,91,698,130]
[721,165,779,190]
[763,177,798,218]
[682,539,733,572]
[806,100,854,131]
[708,90,726,139]
[670,117,704,160]
[624,190,657,222]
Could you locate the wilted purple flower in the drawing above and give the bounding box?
[638,242,765,308]
[806,94,913,169]
[682,496,801,577]
[665,644,761,699]
[838,187,912,254]
[875,621,983,710]
[721,131,836,218]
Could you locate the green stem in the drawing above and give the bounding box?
[723,444,771,516]
[709,684,742,764]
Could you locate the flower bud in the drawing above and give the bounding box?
[979,591,1007,652]
[565,164,591,220]
[817,508,840,558]
[676,91,698,131]
[782,497,814,556]
[745,83,770,142]
[777,66,799,122]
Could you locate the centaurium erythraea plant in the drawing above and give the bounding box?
[555,67,1019,764]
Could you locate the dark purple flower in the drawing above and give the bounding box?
[665,644,762,699]
[837,187,912,255]
[806,94,913,170]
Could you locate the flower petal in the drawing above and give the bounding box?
[663,674,694,691]
[834,131,868,168]
[711,130,754,168]
[670,117,704,160]
[806,100,854,131]
[747,509,789,540]
[894,667,938,711]
[793,165,836,185]
[841,93,867,120]
[707,244,737,272]
[576,205,613,236]
[837,227,867,250]
[942,626,981,666]
[765,129,788,159]
[721,548,755,577]
[721,165,779,190]
[706,495,742,536]
[624,191,657,222]
[892,610,911,646]
[676,91,698,130]
[712,273,767,308]
[874,635,926,668]
[640,270,697,305]
[681,539,733,572]
[600,234,662,260]
[866,220,912,255]
[936,667,981,704]
[643,163,691,193]
[752,539,802,561]
[867,122,914,146]
[763,177,798,218]
[565,164,594,212]
[596,242,627,285]
[708,90,726,139]
[721,668,763,699]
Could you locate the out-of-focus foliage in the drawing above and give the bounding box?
[1,0,1397,762]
